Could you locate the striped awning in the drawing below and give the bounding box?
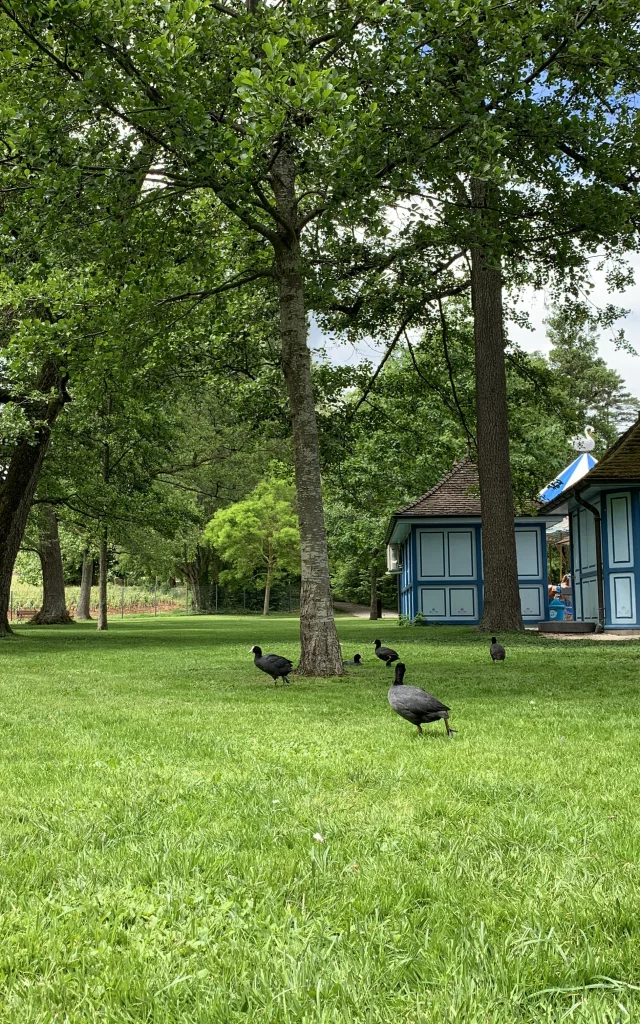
[539,453,598,503]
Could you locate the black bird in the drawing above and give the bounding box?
[490,637,506,662]
[374,639,400,667]
[250,645,293,685]
[388,662,455,737]
[343,653,363,666]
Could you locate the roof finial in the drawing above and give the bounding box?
[465,438,472,459]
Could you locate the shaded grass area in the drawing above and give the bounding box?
[0,616,639,1022]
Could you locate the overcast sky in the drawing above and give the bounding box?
[310,252,640,399]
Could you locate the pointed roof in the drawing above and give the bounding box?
[586,415,640,482]
[393,459,481,518]
[539,452,598,504]
[541,415,640,512]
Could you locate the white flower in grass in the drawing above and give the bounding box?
[313,832,325,843]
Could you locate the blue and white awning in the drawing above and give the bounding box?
[539,453,597,503]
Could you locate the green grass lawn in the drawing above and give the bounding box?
[1,616,639,1023]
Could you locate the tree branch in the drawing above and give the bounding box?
[157,268,274,306]
[522,5,598,87]
[349,316,411,417]
[436,299,476,447]
[211,2,239,15]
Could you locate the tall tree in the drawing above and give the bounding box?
[76,550,94,620]
[0,0,476,671]
[469,179,522,631]
[0,56,161,633]
[206,478,300,616]
[30,507,73,625]
[441,6,640,628]
[545,302,638,450]
[0,358,70,635]
[320,300,624,608]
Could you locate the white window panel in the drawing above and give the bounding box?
[571,512,580,583]
[610,574,636,624]
[447,531,475,578]
[581,578,599,622]
[420,588,446,617]
[519,586,542,618]
[579,508,596,571]
[448,587,476,618]
[607,494,634,568]
[516,530,541,579]
[419,531,445,578]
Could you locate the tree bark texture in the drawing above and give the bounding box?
[76,550,93,620]
[31,507,73,625]
[178,544,216,613]
[97,438,110,631]
[0,359,69,636]
[369,563,378,620]
[97,529,108,631]
[471,179,523,632]
[271,149,343,676]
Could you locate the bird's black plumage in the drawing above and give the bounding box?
[387,663,454,736]
[343,653,363,666]
[250,645,293,685]
[490,637,506,662]
[374,639,399,666]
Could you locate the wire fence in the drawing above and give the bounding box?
[8,581,301,621]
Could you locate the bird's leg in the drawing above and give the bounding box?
[444,720,457,737]
[416,724,423,736]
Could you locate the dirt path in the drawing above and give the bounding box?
[333,601,397,619]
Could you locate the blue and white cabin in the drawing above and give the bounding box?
[541,416,640,630]
[386,460,558,625]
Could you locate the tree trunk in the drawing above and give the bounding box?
[97,529,108,631]
[263,566,272,616]
[31,507,73,624]
[471,179,523,632]
[271,149,343,676]
[0,358,69,636]
[77,549,93,620]
[178,544,215,613]
[369,562,378,620]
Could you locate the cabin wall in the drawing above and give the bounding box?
[404,520,549,624]
[570,488,640,628]
[399,534,414,620]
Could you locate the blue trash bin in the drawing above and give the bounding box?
[549,596,565,621]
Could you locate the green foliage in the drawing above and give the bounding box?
[2,0,640,632]
[321,292,639,599]
[205,477,300,590]
[545,301,638,452]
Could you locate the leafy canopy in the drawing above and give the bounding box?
[204,477,300,586]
